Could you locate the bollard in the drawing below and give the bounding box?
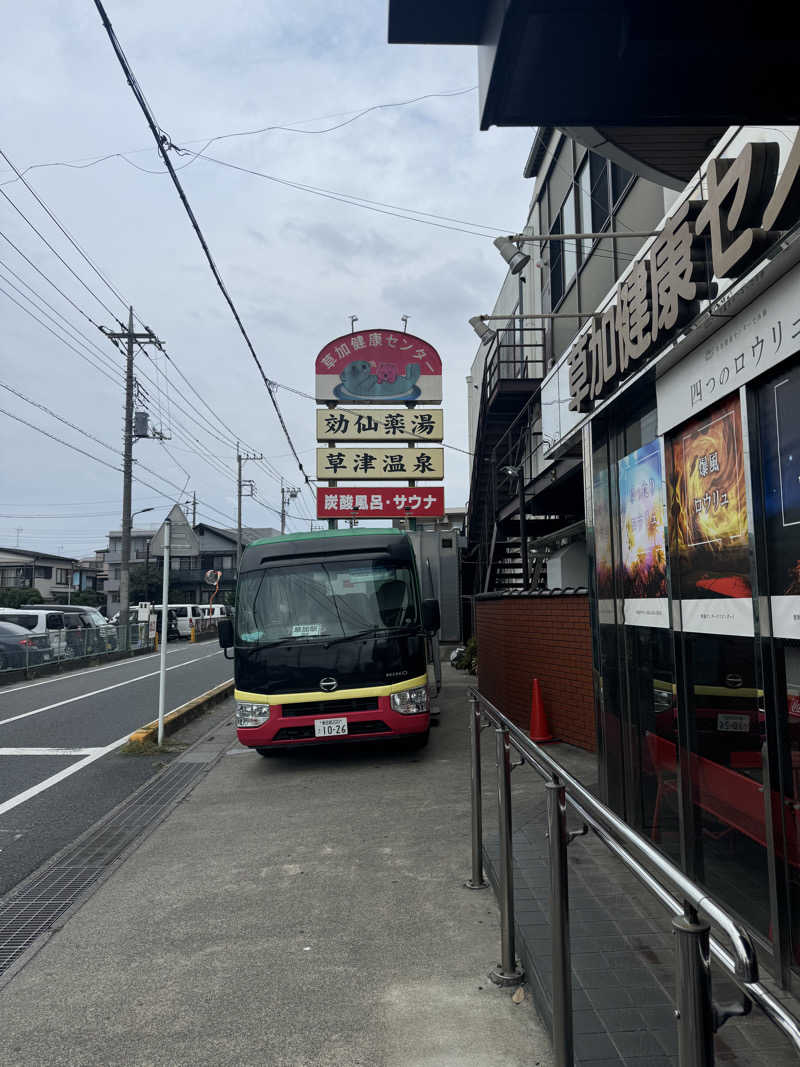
[489,726,524,986]
[546,780,574,1067]
[466,694,489,890]
[190,624,196,643]
[673,904,715,1067]
[154,630,159,651]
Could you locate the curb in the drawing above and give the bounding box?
[128,678,234,743]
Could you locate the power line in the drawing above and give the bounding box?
[93,0,311,490]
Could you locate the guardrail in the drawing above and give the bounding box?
[466,687,800,1067]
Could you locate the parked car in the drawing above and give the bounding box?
[26,605,118,654]
[0,620,51,669]
[0,607,70,658]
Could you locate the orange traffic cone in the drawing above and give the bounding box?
[529,678,553,743]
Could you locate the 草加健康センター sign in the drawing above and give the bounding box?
[315,329,442,404]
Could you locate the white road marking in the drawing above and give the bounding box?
[0,747,102,756]
[0,643,202,695]
[0,733,131,817]
[0,649,222,728]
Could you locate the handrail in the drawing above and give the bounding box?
[467,686,800,1061]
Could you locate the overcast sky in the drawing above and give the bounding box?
[1,1,534,557]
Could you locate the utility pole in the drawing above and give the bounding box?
[157,518,170,746]
[236,445,262,571]
[281,480,300,535]
[103,307,161,649]
[191,491,197,527]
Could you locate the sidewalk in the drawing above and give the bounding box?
[0,665,552,1067]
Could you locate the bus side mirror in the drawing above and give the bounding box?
[218,618,234,649]
[422,598,440,633]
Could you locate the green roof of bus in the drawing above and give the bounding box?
[249,528,406,548]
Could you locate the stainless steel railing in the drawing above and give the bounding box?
[467,687,800,1067]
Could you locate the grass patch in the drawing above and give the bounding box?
[119,736,189,757]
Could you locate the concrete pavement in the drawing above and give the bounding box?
[0,664,553,1066]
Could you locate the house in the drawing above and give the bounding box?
[0,547,77,600]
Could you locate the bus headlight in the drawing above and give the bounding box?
[236,701,270,727]
[390,685,429,716]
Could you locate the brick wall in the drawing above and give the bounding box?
[475,593,596,752]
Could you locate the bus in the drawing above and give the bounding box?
[218,528,440,754]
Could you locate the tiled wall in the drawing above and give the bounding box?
[475,593,596,751]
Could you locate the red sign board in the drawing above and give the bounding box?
[315,329,442,404]
[317,486,445,519]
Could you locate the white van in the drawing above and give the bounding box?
[154,603,204,638]
[0,607,69,657]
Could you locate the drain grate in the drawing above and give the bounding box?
[0,751,221,979]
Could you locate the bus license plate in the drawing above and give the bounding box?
[314,717,348,737]
[717,713,750,733]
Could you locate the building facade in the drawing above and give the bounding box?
[0,548,77,600]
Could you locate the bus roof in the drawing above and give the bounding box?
[249,528,405,548]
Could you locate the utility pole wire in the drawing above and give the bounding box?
[92,0,311,488]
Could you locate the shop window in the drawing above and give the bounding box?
[611,162,633,208]
[665,394,769,935]
[589,152,610,233]
[561,188,578,287]
[576,160,593,261]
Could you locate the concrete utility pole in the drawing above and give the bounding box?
[280,480,300,535]
[103,307,161,648]
[191,491,197,527]
[157,518,170,746]
[236,445,263,571]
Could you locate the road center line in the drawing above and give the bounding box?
[0,733,131,817]
[0,747,102,756]
[0,650,222,728]
[0,643,202,695]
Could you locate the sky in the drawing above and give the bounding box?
[1,0,535,558]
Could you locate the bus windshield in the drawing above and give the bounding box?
[235,559,419,646]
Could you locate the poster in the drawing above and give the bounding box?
[757,361,800,639]
[315,330,442,404]
[666,395,753,636]
[592,455,615,625]
[618,440,669,628]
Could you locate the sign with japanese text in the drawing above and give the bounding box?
[315,329,442,404]
[316,407,443,443]
[657,258,800,434]
[618,440,669,628]
[666,395,753,637]
[568,129,800,417]
[316,446,444,481]
[316,487,445,519]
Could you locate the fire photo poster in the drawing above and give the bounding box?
[666,394,753,636]
[618,440,669,628]
[757,360,800,639]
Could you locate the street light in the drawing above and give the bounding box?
[468,316,497,345]
[493,236,530,275]
[501,465,529,591]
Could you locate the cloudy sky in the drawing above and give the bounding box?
[1,1,534,557]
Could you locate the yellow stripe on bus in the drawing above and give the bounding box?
[235,674,429,706]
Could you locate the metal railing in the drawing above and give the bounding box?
[467,687,800,1067]
[0,622,154,675]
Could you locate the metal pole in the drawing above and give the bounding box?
[119,305,134,651]
[157,519,170,746]
[673,904,715,1067]
[518,474,529,590]
[546,780,574,1067]
[466,694,489,890]
[236,445,242,574]
[489,726,524,986]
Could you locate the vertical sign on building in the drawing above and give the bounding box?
[314,328,444,527]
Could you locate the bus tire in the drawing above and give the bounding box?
[405,729,430,751]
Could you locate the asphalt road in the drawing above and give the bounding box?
[0,640,231,897]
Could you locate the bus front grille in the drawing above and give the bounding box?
[281,697,379,718]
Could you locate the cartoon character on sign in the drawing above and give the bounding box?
[334,360,421,401]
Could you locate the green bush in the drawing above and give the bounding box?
[0,588,43,608]
[453,636,478,674]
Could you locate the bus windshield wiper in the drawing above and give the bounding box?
[322,624,417,648]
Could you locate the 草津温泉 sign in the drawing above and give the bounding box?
[315,329,442,404]
[568,131,800,416]
[316,446,444,480]
[316,407,443,442]
[316,487,444,519]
